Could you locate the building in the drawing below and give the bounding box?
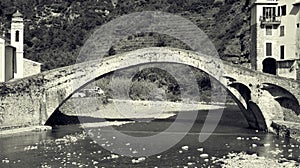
[250,0,300,79]
[0,10,41,82]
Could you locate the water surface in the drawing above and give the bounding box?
[0,105,299,167]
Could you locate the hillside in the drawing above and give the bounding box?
[0,0,251,70]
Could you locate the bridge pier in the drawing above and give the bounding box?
[0,90,45,128]
[227,83,285,132]
[249,91,284,132]
[226,88,259,129]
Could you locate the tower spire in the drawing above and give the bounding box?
[11,9,24,78]
[12,10,23,18]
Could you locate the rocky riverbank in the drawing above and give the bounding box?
[59,97,226,119]
[0,126,52,137]
[272,120,300,142]
[215,152,299,168]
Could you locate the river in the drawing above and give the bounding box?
[0,105,300,167]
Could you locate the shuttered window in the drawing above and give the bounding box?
[266,43,272,56]
[281,5,286,16]
[280,26,284,36]
[266,26,272,35]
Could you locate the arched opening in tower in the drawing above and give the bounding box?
[15,30,19,42]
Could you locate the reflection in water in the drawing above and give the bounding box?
[0,105,299,167]
[0,133,48,154]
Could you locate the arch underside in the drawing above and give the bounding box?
[226,81,269,130]
[262,83,300,115]
[44,48,295,131]
[49,71,268,131]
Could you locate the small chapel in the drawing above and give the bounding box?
[0,10,41,82]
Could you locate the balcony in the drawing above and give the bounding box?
[293,0,300,5]
[260,16,281,25]
[255,0,278,2]
[253,0,278,6]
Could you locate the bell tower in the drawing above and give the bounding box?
[11,10,24,78]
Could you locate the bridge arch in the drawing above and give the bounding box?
[44,48,274,131]
[1,48,297,131]
[228,82,251,103]
[225,82,265,129]
[49,67,263,130]
[248,101,268,130]
[262,83,300,115]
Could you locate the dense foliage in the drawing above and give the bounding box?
[0,0,250,70]
[0,0,249,101]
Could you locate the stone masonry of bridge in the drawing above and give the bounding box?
[0,47,299,132]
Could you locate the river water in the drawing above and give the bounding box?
[0,105,300,167]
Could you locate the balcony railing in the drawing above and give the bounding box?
[259,16,281,25]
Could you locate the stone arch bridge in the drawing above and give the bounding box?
[0,47,299,131]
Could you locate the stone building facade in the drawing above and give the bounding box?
[250,0,300,79]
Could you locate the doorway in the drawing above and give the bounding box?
[262,58,277,75]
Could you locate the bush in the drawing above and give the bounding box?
[129,80,165,101]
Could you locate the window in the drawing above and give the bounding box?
[280,45,284,59]
[15,30,19,42]
[297,23,300,28]
[277,6,281,16]
[281,5,286,16]
[266,26,272,35]
[263,7,276,20]
[266,43,272,56]
[280,26,284,36]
